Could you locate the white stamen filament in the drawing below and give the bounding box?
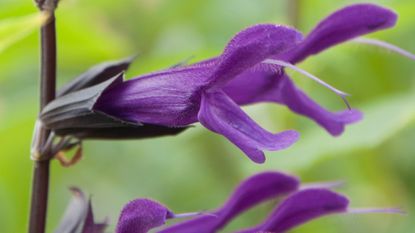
[263,59,351,109]
[353,37,415,61]
[173,212,217,219]
[300,181,345,190]
[348,208,406,215]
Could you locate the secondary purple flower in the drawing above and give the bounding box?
[157,172,300,233]
[115,171,400,233]
[94,25,303,163]
[223,3,397,136]
[116,199,174,233]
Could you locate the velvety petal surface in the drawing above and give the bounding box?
[95,66,211,126]
[208,24,302,89]
[237,189,349,233]
[116,199,174,233]
[282,3,398,63]
[198,91,299,163]
[159,172,300,233]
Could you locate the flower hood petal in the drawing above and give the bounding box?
[282,3,398,63]
[208,24,302,89]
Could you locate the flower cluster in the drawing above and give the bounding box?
[114,172,399,233]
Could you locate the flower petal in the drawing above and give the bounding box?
[95,66,211,126]
[275,75,362,136]
[208,24,302,89]
[159,172,300,233]
[223,66,283,105]
[116,199,174,233]
[225,73,362,136]
[282,3,397,63]
[237,189,349,233]
[198,91,299,163]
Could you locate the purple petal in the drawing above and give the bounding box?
[95,66,211,126]
[208,24,302,89]
[282,3,398,63]
[116,199,174,233]
[225,73,362,136]
[198,91,299,163]
[223,66,283,105]
[159,172,300,233]
[238,189,349,233]
[275,75,362,136]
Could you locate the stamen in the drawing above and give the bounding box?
[348,208,406,215]
[263,59,351,109]
[353,37,415,61]
[173,212,217,219]
[300,180,345,190]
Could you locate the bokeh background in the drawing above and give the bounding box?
[1,0,415,232]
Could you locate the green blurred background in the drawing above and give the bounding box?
[1,0,414,232]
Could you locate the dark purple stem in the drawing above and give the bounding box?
[28,9,56,233]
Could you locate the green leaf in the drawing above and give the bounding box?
[0,12,48,54]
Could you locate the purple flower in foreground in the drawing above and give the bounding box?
[115,172,400,233]
[92,3,398,163]
[95,25,302,163]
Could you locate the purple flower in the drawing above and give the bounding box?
[115,171,400,233]
[95,25,302,163]
[92,3,397,163]
[41,3,404,163]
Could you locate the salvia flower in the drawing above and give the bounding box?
[41,3,413,163]
[95,4,398,163]
[115,171,400,233]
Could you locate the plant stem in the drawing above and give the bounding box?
[28,10,56,233]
